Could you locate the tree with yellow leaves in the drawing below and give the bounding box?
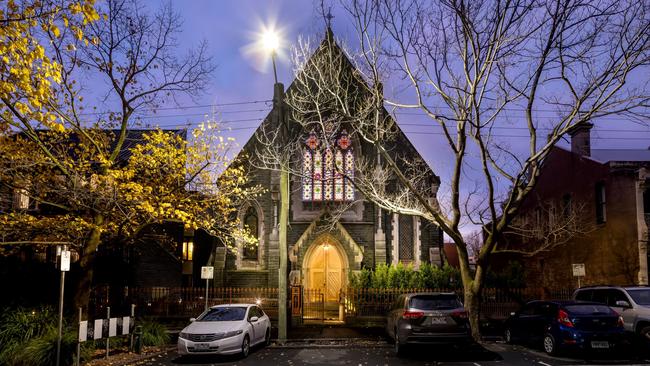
[0,0,259,313]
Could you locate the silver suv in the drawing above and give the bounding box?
[573,286,650,341]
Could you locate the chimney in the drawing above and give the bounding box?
[568,123,593,157]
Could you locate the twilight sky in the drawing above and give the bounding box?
[103,0,649,235]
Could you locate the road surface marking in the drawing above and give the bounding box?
[538,362,552,366]
[473,363,481,366]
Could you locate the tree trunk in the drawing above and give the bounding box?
[464,286,481,341]
[458,250,485,342]
[73,214,103,315]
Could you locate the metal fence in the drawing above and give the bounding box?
[90,286,573,323]
[343,287,574,320]
[90,286,279,320]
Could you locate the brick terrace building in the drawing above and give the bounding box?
[494,124,650,289]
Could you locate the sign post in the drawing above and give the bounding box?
[56,247,70,366]
[201,266,214,311]
[572,263,585,288]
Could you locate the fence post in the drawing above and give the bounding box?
[105,306,110,359]
[129,304,135,351]
[76,307,81,366]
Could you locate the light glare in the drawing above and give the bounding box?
[262,30,280,52]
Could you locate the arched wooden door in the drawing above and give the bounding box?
[306,242,344,303]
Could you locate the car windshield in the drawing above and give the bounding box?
[627,289,650,305]
[197,307,247,321]
[410,295,461,310]
[565,304,614,315]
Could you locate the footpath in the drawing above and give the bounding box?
[86,325,388,365]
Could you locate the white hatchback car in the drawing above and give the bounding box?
[177,304,271,358]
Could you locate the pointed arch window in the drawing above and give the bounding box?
[243,206,259,260]
[302,130,355,202]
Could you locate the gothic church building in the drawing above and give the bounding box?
[215,30,444,300]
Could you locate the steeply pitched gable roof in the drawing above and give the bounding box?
[236,28,439,183]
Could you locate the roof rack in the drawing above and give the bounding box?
[577,284,650,289]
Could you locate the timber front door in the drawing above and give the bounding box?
[306,242,343,303]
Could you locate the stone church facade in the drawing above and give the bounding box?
[212,31,444,297]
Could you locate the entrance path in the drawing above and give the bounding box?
[286,325,386,340]
[137,342,650,366]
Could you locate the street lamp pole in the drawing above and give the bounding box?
[262,28,288,343]
[56,245,71,366]
[271,50,278,85]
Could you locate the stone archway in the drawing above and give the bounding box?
[302,235,349,303]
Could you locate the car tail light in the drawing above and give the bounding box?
[451,310,468,319]
[617,316,624,328]
[402,311,424,319]
[557,309,574,328]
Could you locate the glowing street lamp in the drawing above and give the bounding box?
[262,29,280,84]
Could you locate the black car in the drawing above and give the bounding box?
[386,292,472,355]
[505,300,625,355]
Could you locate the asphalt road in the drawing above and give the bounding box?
[136,342,650,366]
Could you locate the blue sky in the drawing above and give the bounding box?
[102,1,649,235]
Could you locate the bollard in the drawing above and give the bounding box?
[133,325,143,354]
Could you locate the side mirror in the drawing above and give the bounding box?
[249,316,259,323]
[615,300,631,308]
[189,318,196,322]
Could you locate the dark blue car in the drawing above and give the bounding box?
[504,300,625,355]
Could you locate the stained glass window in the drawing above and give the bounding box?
[345,149,354,201]
[302,129,355,202]
[302,149,312,200]
[313,150,323,201]
[324,148,333,200]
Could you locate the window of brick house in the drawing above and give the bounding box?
[182,240,193,261]
[562,193,572,218]
[12,188,29,210]
[595,181,606,224]
[534,207,543,238]
[302,130,354,202]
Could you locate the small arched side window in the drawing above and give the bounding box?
[243,206,259,260]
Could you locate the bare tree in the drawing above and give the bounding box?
[284,0,649,339]
[497,201,596,256]
[0,0,226,312]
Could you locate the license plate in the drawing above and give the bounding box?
[195,343,210,350]
[428,317,447,324]
[591,341,609,349]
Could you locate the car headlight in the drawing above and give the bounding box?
[179,332,189,340]
[222,329,243,339]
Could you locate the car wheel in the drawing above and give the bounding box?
[264,327,271,346]
[505,328,514,344]
[641,326,650,342]
[543,333,558,356]
[394,328,403,356]
[241,335,250,358]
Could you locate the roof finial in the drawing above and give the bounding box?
[326,7,334,29]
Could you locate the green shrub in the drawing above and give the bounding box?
[140,320,170,347]
[371,263,390,288]
[349,267,372,289]
[17,327,79,366]
[348,263,461,289]
[0,307,98,366]
[0,307,57,365]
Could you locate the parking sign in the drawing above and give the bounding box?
[201,266,214,279]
